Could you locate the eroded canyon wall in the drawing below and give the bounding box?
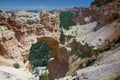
[0,7,120,80]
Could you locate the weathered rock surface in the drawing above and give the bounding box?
[64,19,120,49]
[0,9,60,71]
[0,26,24,67]
[0,7,120,80]
[48,18,120,79]
[58,45,120,80]
[74,46,120,80]
[49,16,120,79]
[0,66,34,80]
[74,7,118,25]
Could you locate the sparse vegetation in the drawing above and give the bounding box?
[104,38,120,51]
[86,58,96,66]
[13,62,20,69]
[40,72,50,80]
[90,46,104,57]
[43,72,50,80]
[95,48,104,57]
[71,72,77,77]
[90,46,95,55]
[90,38,120,57]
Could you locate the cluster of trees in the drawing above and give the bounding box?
[91,0,114,7]
[60,11,76,30]
[28,42,52,69]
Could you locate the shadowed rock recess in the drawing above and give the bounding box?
[0,0,120,80]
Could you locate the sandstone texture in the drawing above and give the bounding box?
[0,5,120,80]
[0,9,60,71]
[0,66,34,80]
[49,7,120,79]
[74,46,120,80]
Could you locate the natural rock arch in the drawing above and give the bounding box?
[37,37,59,60]
[37,37,69,80]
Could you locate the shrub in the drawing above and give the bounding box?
[13,62,20,69]
[86,58,96,66]
[43,72,50,80]
[90,46,103,57]
[94,48,103,57]
[98,38,102,41]
[104,38,120,51]
[90,46,95,54]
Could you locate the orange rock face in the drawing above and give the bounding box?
[0,9,60,71]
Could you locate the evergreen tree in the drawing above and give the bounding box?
[28,42,52,69]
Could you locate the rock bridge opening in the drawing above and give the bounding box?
[28,37,59,69]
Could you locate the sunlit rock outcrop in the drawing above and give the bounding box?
[0,26,24,67]
[0,9,60,71]
[0,6,120,80]
[0,66,34,80]
[74,7,118,25]
[74,46,120,80]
